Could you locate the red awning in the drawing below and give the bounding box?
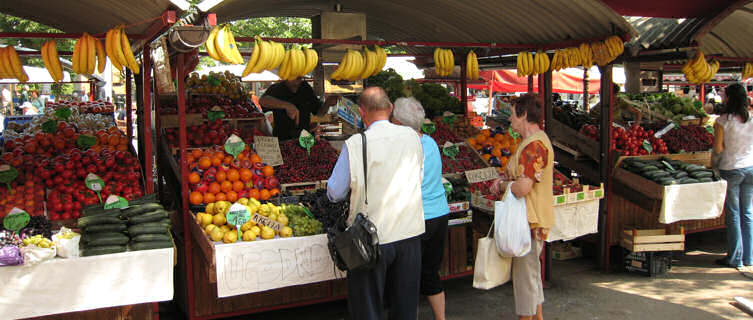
[468,70,601,94]
[600,0,737,18]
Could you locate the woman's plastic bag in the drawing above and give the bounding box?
[0,246,23,266]
[494,188,531,257]
[21,245,55,266]
[52,227,80,258]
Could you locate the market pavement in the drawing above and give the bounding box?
[163,231,753,320]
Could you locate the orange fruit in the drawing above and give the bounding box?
[216,170,227,182]
[108,134,120,146]
[239,168,253,182]
[223,155,233,165]
[262,166,274,177]
[203,192,216,204]
[116,144,128,152]
[237,152,248,161]
[259,189,271,200]
[220,180,233,193]
[208,182,221,194]
[227,169,240,182]
[211,157,222,167]
[198,156,212,169]
[119,136,129,146]
[188,172,201,184]
[214,192,227,202]
[269,188,280,197]
[248,189,260,200]
[225,191,238,202]
[491,148,502,158]
[191,149,203,159]
[482,154,492,162]
[189,191,203,205]
[213,151,225,159]
[186,154,196,164]
[232,180,244,193]
[250,154,262,164]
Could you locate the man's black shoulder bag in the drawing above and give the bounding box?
[327,133,379,272]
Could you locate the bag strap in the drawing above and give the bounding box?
[361,133,368,205]
[486,221,494,238]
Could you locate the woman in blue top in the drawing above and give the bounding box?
[392,97,450,320]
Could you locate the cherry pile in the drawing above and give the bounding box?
[661,125,713,153]
[277,140,339,184]
[430,122,462,145]
[442,145,486,174]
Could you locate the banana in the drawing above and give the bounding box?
[205,26,222,61]
[242,38,262,77]
[278,49,292,80]
[445,49,455,76]
[41,41,53,80]
[522,51,531,76]
[691,51,706,74]
[296,48,307,77]
[272,42,286,70]
[472,51,479,80]
[78,34,89,74]
[0,48,9,78]
[330,50,350,80]
[105,28,123,72]
[348,50,362,80]
[249,38,270,73]
[86,33,96,75]
[47,40,63,81]
[290,47,304,78]
[303,48,319,75]
[214,25,232,63]
[1,48,16,79]
[372,45,387,76]
[358,48,372,79]
[226,26,244,64]
[119,27,140,74]
[540,51,550,74]
[93,37,106,74]
[466,51,474,80]
[526,52,534,76]
[434,48,442,75]
[111,27,129,70]
[342,50,357,80]
[6,46,27,82]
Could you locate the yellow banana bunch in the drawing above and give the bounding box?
[330,46,386,81]
[370,45,387,77]
[466,50,479,80]
[242,36,288,76]
[531,51,550,75]
[104,26,139,74]
[516,51,534,77]
[41,40,64,82]
[0,46,28,82]
[682,51,717,84]
[604,36,625,61]
[277,46,311,80]
[579,43,593,68]
[434,48,455,77]
[743,62,753,80]
[589,36,624,67]
[206,24,244,64]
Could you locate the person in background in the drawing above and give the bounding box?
[259,77,338,140]
[19,85,29,104]
[30,91,44,114]
[490,94,554,320]
[589,84,642,125]
[1,85,11,115]
[712,83,753,273]
[327,87,425,320]
[391,97,450,320]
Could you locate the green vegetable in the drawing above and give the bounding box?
[82,245,127,256]
[128,209,169,225]
[77,215,123,229]
[120,203,164,219]
[84,224,127,233]
[131,233,171,243]
[128,224,170,236]
[84,233,130,246]
[130,241,173,251]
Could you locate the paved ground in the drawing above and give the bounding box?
[164,230,753,319]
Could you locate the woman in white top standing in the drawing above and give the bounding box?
[713,83,753,271]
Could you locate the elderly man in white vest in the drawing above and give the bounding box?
[327,86,425,320]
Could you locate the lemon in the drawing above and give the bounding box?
[277,215,289,227]
[280,226,293,238]
[250,226,261,235]
[212,214,227,226]
[242,230,257,241]
[210,228,224,242]
[269,213,278,222]
[238,198,249,205]
[261,226,275,240]
[241,220,257,232]
[220,225,231,233]
[201,214,213,226]
[223,231,238,243]
[204,224,217,235]
[206,203,216,215]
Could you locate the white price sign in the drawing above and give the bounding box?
[465,167,499,184]
[254,136,284,166]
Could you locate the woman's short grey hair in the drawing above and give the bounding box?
[392,97,425,130]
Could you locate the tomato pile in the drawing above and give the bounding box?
[611,125,668,156]
[49,100,115,114]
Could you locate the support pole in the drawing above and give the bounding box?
[143,48,154,194]
[701,84,706,105]
[542,68,553,282]
[125,71,133,141]
[528,75,534,93]
[487,74,494,116]
[599,65,614,270]
[89,81,95,101]
[461,58,468,115]
[177,54,195,320]
[583,68,589,111]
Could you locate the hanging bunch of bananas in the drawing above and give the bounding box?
[276,46,319,80]
[41,40,63,82]
[591,35,624,67]
[205,24,244,65]
[105,25,139,74]
[466,50,479,80]
[516,51,533,76]
[0,46,29,82]
[330,46,386,81]
[551,48,579,71]
[434,48,455,77]
[682,51,719,84]
[742,62,753,80]
[72,32,107,75]
[241,36,285,76]
[530,51,550,75]
[579,43,594,69]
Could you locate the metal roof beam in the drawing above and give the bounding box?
[692,0,751,45]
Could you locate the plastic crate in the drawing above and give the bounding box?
[624,251,672,277]
[3,115,36,128]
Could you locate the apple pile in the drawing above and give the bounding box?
[40,148,143,220]
[4,124,130,158]
[186,146,280,205]
[49,100,115,114]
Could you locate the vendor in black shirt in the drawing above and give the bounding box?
[260,78,338,140]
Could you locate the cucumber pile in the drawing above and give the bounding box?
[77,194,172,256]
[621,158,720,185]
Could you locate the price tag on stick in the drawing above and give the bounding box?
[299,130,315,155]
[208,105,225,121]
[224,134,246,159]
[86,173,105,203]
[3,208,30,232]
[226,203,251,239]
[0,165,19,191]
[442,113,457,126]
[642,140,653,154]
[421,122,436,135]
[104,195,129,209]
[42,120,58,133]
[442,142,459,160]
[76,134,97,150]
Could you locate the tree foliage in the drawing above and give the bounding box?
[0,13,76,68]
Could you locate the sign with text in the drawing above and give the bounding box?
[465,167,499,184]
[251,213,282,231]
[215,234,345,297]
[254,136,284,166]
[470,193,495,212]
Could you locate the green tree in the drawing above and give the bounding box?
[0,13,75,68]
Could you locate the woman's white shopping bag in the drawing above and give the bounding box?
[494,189,531,257]
[473,222,512,290]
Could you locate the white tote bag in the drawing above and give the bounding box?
[494,188,531,257]
[473,222,512,290]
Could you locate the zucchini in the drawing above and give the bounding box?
[685,164,707,172]
[128,224,170,236]
[690,171,713,179]
[672,171,688,179]
[127,193,158,206]
[83,208,120,217]
[84,233,130,246]
[699,177,713,183]
[641,165,659,173]
[130,241,173,251]
[644,170,669,179]
[77,215,124,229]
[661,160,675,171]
[132,233,172,243]
[130,220,171,230]
[82,245,127,256]
[84,223,127,233]
[82,204,106,216]
[129,209,169,225]
[657,178,677,185]
[120,203,164,219]
[679,178,699,184]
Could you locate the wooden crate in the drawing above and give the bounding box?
[27,303,155,320]
[280,181,322,196]
[548,119,600,162]
[612,152,712,200]
[621,228,685,252]
[159,113,204,128]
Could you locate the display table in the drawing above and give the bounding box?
[0,248,175,319]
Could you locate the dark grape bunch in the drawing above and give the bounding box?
[21,216,53,239]
[300,190,349,230]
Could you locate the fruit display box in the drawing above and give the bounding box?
[548,118,600,162]
[620,227,685,253]
[553,183,604,207]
